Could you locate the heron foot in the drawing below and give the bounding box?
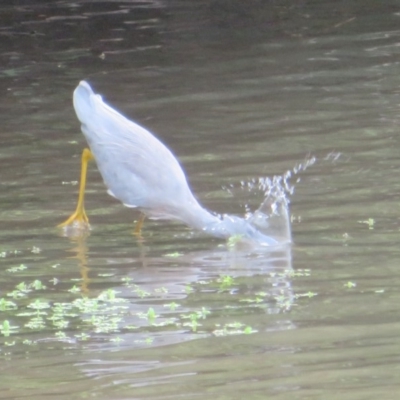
[58,209,90,229]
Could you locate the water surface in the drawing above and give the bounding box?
[1,1,400,398]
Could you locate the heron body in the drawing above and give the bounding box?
[62,81,286,246]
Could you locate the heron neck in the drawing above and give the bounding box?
[178,201,221,231]
[178,201,282,246]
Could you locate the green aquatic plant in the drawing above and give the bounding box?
[269,269,311,278]
[55,331,68,339]
[154,287,168,294]
[75,332,91,341]
[295,291,317,299]
[185,284,194,294]
[0,249,22,258]
[97,289,126,303]
[182,312,201,332]
[213,322,257,337]
[131,285,151,298]
[240,296,264,304]
[68,285,81,294]
[0,298,18,311]
[7,264,28,273]
[164,252,183,258]
[146,307,157,321]
[7,280,47,299]
[217,275,235,291]
[358,218,375,229]
[134,336,154,345]
[0,255,316,351]
[1,320,19,337]
[31,280,47,290]
[31,246,41,254]
[110,336,124,343]
[137,307,159,324]
[227,234,244,249]
[180,308,210,332]
[164,302,180,311]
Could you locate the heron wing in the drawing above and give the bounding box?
[73,81,196,214]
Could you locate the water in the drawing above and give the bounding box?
[1,1,400,398]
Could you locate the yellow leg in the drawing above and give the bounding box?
[134,213,146,236]
[58,148,94,228]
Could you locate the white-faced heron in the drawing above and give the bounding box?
[59,81,287,246]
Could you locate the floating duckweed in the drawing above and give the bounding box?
[182,313,201,332]
[295,291,317,298]
[110,336,124,343]
[55,331,68,339]
[131,285,151,298]
[164,302,180,311]
[358,218,375,229]
[1,320,19,337]
[31,280,47,290]
[0,261,314,349]
[164,252,183,258]
[7,264,28,273]
[217,275,235,290]
[134,337,154,345]
[154,287,168,294]
[25,317,46,330]
[0,298,18,311]
[27,299,51,311]
[75,332,90,341]
[145,308,158,322]
[97,289,126,303]
[185,285,194,294]
[68,285,81,294]
[213,322,257,337]
[227,234,244,248]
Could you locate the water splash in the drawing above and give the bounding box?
[222,153,340,243]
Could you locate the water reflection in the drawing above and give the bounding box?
[60,235,294,342]
[61,214,293,300]
[65,233,91,293]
